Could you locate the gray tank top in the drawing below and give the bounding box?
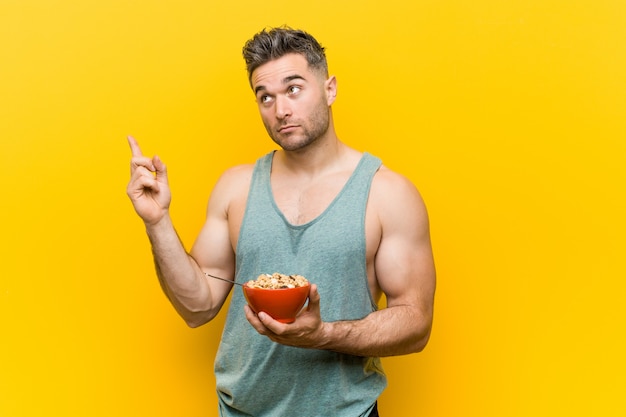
[214,151,387,417]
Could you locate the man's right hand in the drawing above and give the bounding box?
[126,135,172,225]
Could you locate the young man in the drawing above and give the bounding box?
[127,27,436,417]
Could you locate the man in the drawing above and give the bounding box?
[127,27,436,417]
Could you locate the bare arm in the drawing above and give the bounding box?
[126,136,236,328]
[319,170,436,355]
[245,168,436,357]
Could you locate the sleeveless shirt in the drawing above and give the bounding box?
[214,151,387,417]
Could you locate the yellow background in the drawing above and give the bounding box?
[1,1,625,416]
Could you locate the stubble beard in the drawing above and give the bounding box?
[264,104,330,152]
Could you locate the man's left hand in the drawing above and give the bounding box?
[244,284,327,349]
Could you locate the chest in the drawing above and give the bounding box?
[271,174,350,226]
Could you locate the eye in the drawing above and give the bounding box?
[259,95,273,104]
[287,85,301,95]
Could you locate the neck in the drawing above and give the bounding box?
[276,131,347,177]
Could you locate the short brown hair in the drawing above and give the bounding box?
[242,26,328,83]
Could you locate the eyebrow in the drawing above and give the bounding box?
[254,74,306,95]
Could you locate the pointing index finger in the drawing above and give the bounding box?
[127,135,143,157]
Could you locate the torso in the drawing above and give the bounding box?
[224,151,385,302]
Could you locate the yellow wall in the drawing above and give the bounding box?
[1,1,625,415]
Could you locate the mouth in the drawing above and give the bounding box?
[277,124,298,133]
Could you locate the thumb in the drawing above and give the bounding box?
[152,155,168,182]
[307,284,321,312]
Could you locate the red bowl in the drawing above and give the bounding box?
[242,284,310,323]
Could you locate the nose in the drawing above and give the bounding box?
[274,95,292,120]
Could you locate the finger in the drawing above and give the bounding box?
[244,305,269,334]
[152,155,168,182]
[308,284,320,303]
[127,135,144,157]
[257,311,291,336]
[244,304,260,325]
[127,170,160,195]
[307,284,321,313]
[130,156,156,173]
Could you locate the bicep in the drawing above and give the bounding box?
[191,203,235,276]
[373,174,436,314]
[189,204,235,309]
[189,169,247,308]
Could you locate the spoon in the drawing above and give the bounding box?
[204,272,245,286]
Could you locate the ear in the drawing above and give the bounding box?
[325,75,337,106]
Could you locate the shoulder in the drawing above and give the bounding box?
[370,165,429,228]
[371,165,425,206]
[216,163,255,187]
[207,163,255,210]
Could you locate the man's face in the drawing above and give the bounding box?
[251,53,335,152]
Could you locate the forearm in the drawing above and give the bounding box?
[145,215,214,324]
[318,305,432,357]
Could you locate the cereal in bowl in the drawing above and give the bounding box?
[246,273,309,289]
